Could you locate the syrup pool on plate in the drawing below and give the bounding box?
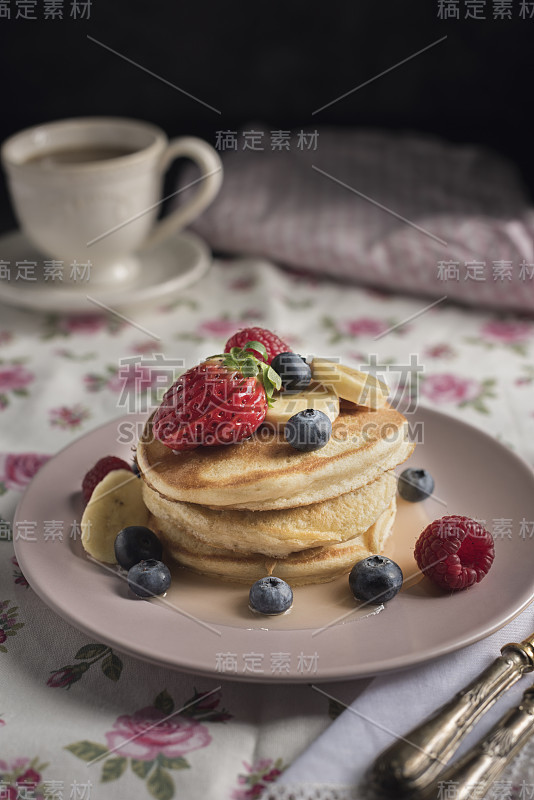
[153,497,429,631]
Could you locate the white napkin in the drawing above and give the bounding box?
[266,610,534,799]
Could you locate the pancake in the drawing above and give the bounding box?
[142,471,397,557]
[151,497,397,585]
[137,404,414,511]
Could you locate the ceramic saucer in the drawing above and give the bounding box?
[0,228,211,312]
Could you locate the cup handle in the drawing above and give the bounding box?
[141,136,222,250]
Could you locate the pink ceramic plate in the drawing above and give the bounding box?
[13,407,534,683]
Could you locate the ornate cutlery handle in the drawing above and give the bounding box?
[368,643,533,798]
[421,683,534,800]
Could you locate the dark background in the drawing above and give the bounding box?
[0,0,532,231]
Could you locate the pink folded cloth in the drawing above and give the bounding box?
[180,127,534,313]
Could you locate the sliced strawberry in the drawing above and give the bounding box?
[152,345,281,451]
[82,456,132,503]
[224,327,290,364]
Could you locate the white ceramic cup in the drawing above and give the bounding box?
[1,117,223,286]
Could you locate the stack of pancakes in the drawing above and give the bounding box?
[137,403,415,585]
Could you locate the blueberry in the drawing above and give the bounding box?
[249,576,293,615]
[131,459,141,477]
[285,408,332,452]
[398,468,434,502]
[115,526,162,570]
[128,559,171,598]
[271,352,312,394]
[349,556,403,604]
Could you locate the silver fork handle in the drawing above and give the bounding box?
[368,645,532,797]
[421,684,534,800]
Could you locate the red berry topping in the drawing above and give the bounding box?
[82,456,132,503]
[224,327,290,364]
[152,343,282,451]
[414,515,495,591]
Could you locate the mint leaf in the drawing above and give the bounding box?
[242,340,268,360]
[201,344,281,408]
[240,356,258,377]
[259,363,281,407]
[267,365,282,392]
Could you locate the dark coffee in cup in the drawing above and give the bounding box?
[24,145,136,167]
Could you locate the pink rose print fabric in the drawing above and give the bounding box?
[341,318,389,338]
[48,404,91,430]
[198,318,244,338]
[420,374,481,405]
[322,315,408,344]
[465,319,534,356]
[481,320,532,344]
[0,363,34,411]
[0,365,34,392]
[419,373,496,414]
[41,312,125,339]
[105,707,211,760]
[1,253,534,800]
[232,758,286,799]
[0,758,49,800]
[66,689,232,796]
[0,599,25,652]
[47,644,123,689]
[0,453,50,494]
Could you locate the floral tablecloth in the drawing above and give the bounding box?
[1,254,534,800]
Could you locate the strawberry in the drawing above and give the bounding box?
[152,343,281,451]
[82,455,132,503]
[224,327,290,364]
[414,515,495,591]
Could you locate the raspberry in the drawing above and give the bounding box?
[82,456,132,503]
[224,327,290,364]
[414,515,495,591]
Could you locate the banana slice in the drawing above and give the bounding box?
[265,381,339,425]
[81,469,150,563]
[311,359,389,409]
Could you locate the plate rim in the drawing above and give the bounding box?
[13,405,534,683]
